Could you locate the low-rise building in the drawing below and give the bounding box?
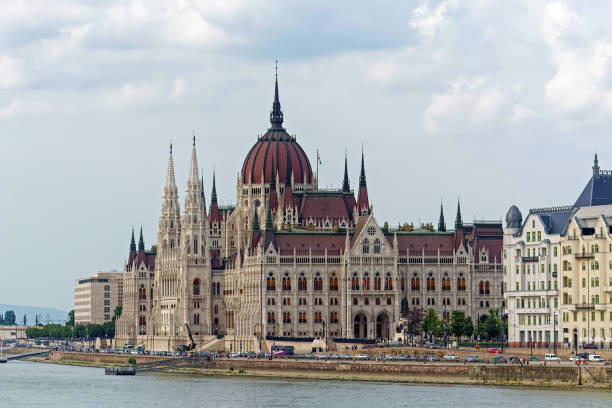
[74,271,123,325]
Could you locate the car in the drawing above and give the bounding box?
[492,356,508,364]
[339,354,352,360]
[427,355,440,362]
[385,354,396,360]
[527,356,540,361]
[292,353,305,359]
[577,352,590,359]
[444,353,458,361]
[229,352,239,358]
[464,355,480,363]
[544,354,561,361]
[354,353,370,361]
[487,348,502,354]
[569,355,585,362]
[315,353,330,360]
[588,354,604,362]
[425,342,439,349]
[584,343,598,349]
[509,356,521,364]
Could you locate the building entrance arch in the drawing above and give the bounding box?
[376,312,389,339]
[353,313,367,338]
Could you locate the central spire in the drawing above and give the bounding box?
[269,60,284,130]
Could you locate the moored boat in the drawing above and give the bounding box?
[104,366,135,375]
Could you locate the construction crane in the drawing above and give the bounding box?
[175,323,197,354]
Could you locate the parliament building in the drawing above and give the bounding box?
[116,74,504,352]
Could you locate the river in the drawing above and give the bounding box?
[2,361,611,407]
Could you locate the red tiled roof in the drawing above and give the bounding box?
[299,194,354,223]
[275,233,346,255]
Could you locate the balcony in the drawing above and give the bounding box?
[575,303,595,310]
[574,253,594,259]
[521,256,539,263]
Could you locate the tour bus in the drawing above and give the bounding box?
[271,344,294,357]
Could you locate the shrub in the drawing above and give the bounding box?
[128,357,136,365]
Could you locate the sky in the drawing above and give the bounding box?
[1,0,611,311]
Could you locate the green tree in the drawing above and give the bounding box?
[67,310,75,326]
[3,310,16,325]
[421,308,440,340]
[484,308,501,340]
[404,308,425,339]
[463,316,474,339]
[112,305,122,323]
[450,310,465,340]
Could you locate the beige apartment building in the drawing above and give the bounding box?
[560,204,612,349]
[74,272,123,325]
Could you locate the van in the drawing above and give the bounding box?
[545,354,561,361]
[588,354,604,362]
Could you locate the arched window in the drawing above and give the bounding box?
[194,237,198,254]
[298,312,307,324]
[374,273,381,291]
[411,274,420,291]
[267,312,275,323]
[385,272,393,291]
[138,316,146,326]
[426,275,435,291]
[283,311,291,323]
[298,276,307,291]
[401,277,405,291]
[192,278,200,296]
[485,281,490,294]
[479,281,484,295]
[362,239,369,254]
[193,314,200,324]
[213,305,218,314]
[283,274,291,291]
[442,274,450,291]
[373,238,381,254]
[329,273,338,291]
[351,273,360,290]
[314,274,323,291]
[267,274,275,291]
[216,282,220,296]
[314,311,322,323]
[138,285,146,300]
[363,273,370,291]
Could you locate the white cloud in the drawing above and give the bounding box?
[41,23,91,59]
[0,56,23,89]
[102,82,160,110]
[410,0,458,39]
[542,2,612,113]
[423,78,505,133]
[171,77,187,99]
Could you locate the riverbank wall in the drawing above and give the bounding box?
[45,352,612,388]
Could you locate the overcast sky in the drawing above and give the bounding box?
[1,0,610,311]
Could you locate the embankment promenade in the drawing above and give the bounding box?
[32,351,612,388]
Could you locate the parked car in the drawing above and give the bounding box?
[569,355,585,362]
[354,353,370,361]
[425,343,439,349]
[464,355,480,363]
[443,353,458,361]
[527,356,540,361]
[315,353,330,360]
[544,354,561,361]
[427,355,440,362]
[487,348,502,354]
[588,354,604,362]
[577,352,590,359]
[339,354,352,360]
[492,356,508,364]
[229,352,239,358]
[509,356,521,364]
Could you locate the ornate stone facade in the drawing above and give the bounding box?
[116,75,504,352]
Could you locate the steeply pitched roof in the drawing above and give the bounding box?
[528,206,575,235]
[574,172,612,207]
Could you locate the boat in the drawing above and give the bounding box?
[104,366,135,376]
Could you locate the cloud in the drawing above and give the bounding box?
[510,105,534,122]
[410,0,459,39]
[102,82,160,110]
[542,2,612,113]
[0,101,18,118]
[0,56,23,89]
[423,78,505,133]
[171,77,187,99]
[41,23,91,59]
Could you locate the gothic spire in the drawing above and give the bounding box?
[252,207,260,231]
[201,175,207,215]
[187,133,199,189]
[342,152,350,192]
[438,201,446,232]
[455,198,463,229]
[138,226,145,251]
[269,60,284,130]
[211,171,218,204]
[130,227,136,252]
[165,142,176,190]
[359,148,367,188]
[593,153,600,177]
[265,204,274,230]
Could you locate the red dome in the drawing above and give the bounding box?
[241,130,313,185]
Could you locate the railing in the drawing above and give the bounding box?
[575,303,595,310]
[521,256,539,262]
[575,253,594,259]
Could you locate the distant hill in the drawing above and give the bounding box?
[0,304,68,325]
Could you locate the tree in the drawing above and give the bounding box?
[3,310,16,325]
[23,314,27,326]
[67,310,75,326]
[450,310,465,340]
[421,308,440,340]
[0,313,3,325]
[404,308,425,339]
[463,316,474,339]
[484,308,502,340]
[112,305,122,323]
[400,297,409,318]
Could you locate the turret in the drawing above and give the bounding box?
[455,198,463,230]
[138,226,145,251]
[269,61,284,131]
[438,201,446,232]
[158,142,181,254]
[593,153,600,178]
[342,153,350,192]
[357,150,370,216]
[209,171,221,225]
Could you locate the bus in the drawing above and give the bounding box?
[271,344,294,357]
